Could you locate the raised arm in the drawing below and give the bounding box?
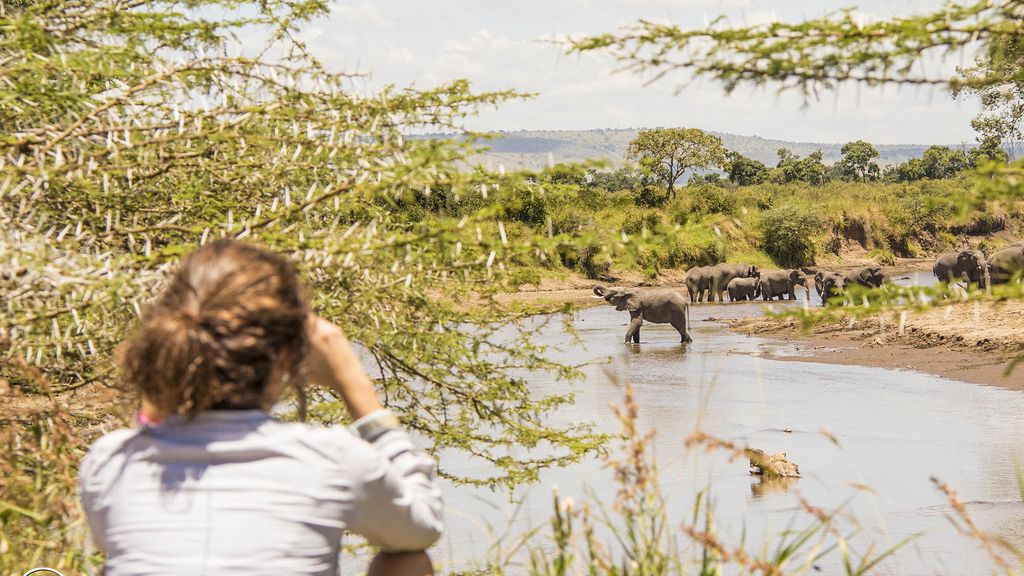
[303,314,443,556]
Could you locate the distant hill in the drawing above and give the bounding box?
[454,128,960,172]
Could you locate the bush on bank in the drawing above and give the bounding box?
[406,170,1021,278]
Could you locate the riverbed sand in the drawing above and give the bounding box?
[728,300,1024,391]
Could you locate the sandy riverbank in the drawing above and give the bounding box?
[728,300,1024,391]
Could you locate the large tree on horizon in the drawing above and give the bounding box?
[838,140,881,182]
[625,128,727,199]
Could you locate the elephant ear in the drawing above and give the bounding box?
[625,293,642,311]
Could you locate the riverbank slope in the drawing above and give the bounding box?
[729,300,1024,391]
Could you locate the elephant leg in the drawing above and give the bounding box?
[625,314,642,343]
[671,317,692,343]
[788,289,796,300]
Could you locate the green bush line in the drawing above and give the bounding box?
[395,170,1021,278]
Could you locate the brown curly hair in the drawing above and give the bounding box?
[120,240,307,418]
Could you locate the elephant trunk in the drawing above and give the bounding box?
[593,286,607,297]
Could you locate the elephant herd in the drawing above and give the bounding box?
[685,263,816,304]
[592,243,1024,344]
[931,243,1024,287]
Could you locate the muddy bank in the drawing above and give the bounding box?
[729,300,1024,391]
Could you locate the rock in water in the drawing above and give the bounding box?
[748,449,800,478]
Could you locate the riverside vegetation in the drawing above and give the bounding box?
[3,0,1024,575]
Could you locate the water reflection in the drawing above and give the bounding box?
[750,476,798,499]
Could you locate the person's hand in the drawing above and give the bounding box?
[303,314,358,393]
[303,314,384,419]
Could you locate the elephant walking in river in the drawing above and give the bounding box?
[987,246,1024,285]
[727,277,760,301]
[760,269,810,301]
[685,265,712,302]
[933,250,987,286]
[845,266,887,288]
[814,271,846,306]
[709,263,760,302]
[593,285,692,343]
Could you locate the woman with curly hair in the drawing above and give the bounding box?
[79,239,442,575]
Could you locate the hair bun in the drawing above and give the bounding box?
[120,239,307,418]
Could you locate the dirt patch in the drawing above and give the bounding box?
[728,300,1024,391]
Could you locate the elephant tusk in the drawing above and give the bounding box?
[591,294,606,299]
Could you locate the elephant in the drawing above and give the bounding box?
[760,269,810,301]
[987,246,1024,285]
[685,265,713,303]
[815,271,846,306]
[932,250,987,286]
[593,285,692,343]
[709,263,760,302]
[813,271,828,301]
[727,277,760,301]
[844,266,887,288]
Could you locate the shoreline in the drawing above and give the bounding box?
[728,302,1024,392]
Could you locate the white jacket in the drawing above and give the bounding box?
[79,410,443,575]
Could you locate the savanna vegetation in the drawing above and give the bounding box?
[3,0,1024,574]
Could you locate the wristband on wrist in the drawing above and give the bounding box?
[349,409,400,442]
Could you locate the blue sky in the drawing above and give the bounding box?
[299,1,982,145]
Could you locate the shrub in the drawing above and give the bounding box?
[505,191,549,227]
[634,245,665,279]
[686,184,736,215]
[577,241,613,278]
[664,227,725,268]
[936,231,959,250]
[633,184,668,208]
[548,205,592,235]
[576,187,620,211]
[759,204,821,267]
[752,190,774,210]
[869,248,897,265]
[953,212,1007,235]
[621,208,662,235]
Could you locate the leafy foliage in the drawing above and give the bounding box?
[838,140,881,182]
[626,128,727,198]
[773,148,830,185]
[955,34,1024,147]
[568,2,1024,95]
[726,150,769,186]
[0,0,604,569]
[758,204,820,267]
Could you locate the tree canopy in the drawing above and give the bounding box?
[726,150,769,186]
[625,128,726,198]
[0,2,610,568]
[773,148,830,185]
[569,2,1024,95]
[838,140,881,182]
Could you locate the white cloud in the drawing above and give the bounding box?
[330,2,395,29]
[301,0,982,144]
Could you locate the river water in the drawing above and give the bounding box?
[430,277,1024,575]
